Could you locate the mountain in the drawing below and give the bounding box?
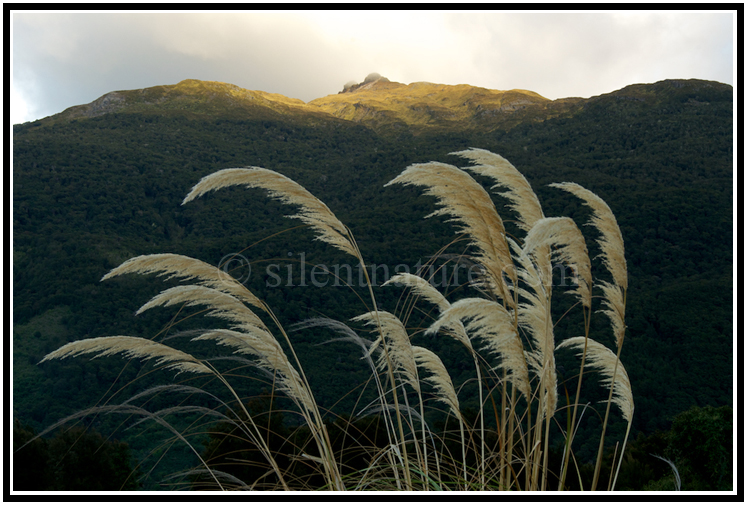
[308,73,581,132]
[36,74,580,133]
[51,78,333,125]
[13,75,733,488]
[39,74,730,136]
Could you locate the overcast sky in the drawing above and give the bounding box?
[11,10,736,125]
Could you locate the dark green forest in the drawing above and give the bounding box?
[12,78,733,491]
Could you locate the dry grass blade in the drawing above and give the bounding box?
[386,162,516,305]
[169,469,250,490]
[182,167,357,258]
[452,147,545,232]
[412,345,466,486]
[40,336,212,375]
[427,298,530,400]
[292,318,375,365]
[102,253,266,311]
[128,405,232,431]
[651,454,681,491]
[22,402,227,489]
[557,337,634,423]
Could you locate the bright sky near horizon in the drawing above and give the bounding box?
[11,10,736,125]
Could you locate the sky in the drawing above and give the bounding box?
[11,10,736,125]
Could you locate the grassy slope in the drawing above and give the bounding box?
[45,77,576,133]
[307,78,561,132]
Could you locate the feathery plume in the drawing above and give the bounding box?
[598,280,627,348]
[353,311,420,393]
[384,273,472,351]
[102,254,266,311]
[549,183,626,348]
[512,243,557,415]
[192,329,315,414]
[548,183,626,291]
[384,273,450,312]
[557,337,634,423]
[183,167,357,258]
[137,285,268,335]
[452,148,545,232]
[40,336,211,375]
[427,298,530,399]
[523,217,592,309]
[386,162,516,305]
[412,346,460,416]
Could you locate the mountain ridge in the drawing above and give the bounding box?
[36,75,732,134]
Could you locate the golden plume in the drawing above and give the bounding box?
[412,346,460,416]
[549,182,626,346]
[192,329,314,414]
[183,167,357,258]
[137,284,268,335]
[557,336,634,423]
[452,147,545,232]
[523,217,592,309]
[386,162,515,306]
[383,273,472,351]
[102,253,266,311]
[353,310,420,393]
[427,298,530,400]
[548,183,626,291]
[40,336,211,375]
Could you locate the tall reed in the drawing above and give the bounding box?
[40,149,633,491]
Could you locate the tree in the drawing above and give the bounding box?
[666,405,733,491]
[13,420,141,491]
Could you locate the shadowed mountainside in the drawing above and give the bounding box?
[13,75,733,489]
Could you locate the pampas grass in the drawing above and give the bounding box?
[548,182,628,490]
[427,298,530,401]
[557,338,634,424]
[103,253,267,311]
[451,148,545,232]
[548,182,627,292]
[41,336,212,376]
[40,149,633,492]
[183,167,358,258]
[385,161,516,306]
[523,217,592,309]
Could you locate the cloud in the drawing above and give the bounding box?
[436,12,734,99]
[11,11,735,124]
[11,86,32,125]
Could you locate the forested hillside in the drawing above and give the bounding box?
[12,78,733,489]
